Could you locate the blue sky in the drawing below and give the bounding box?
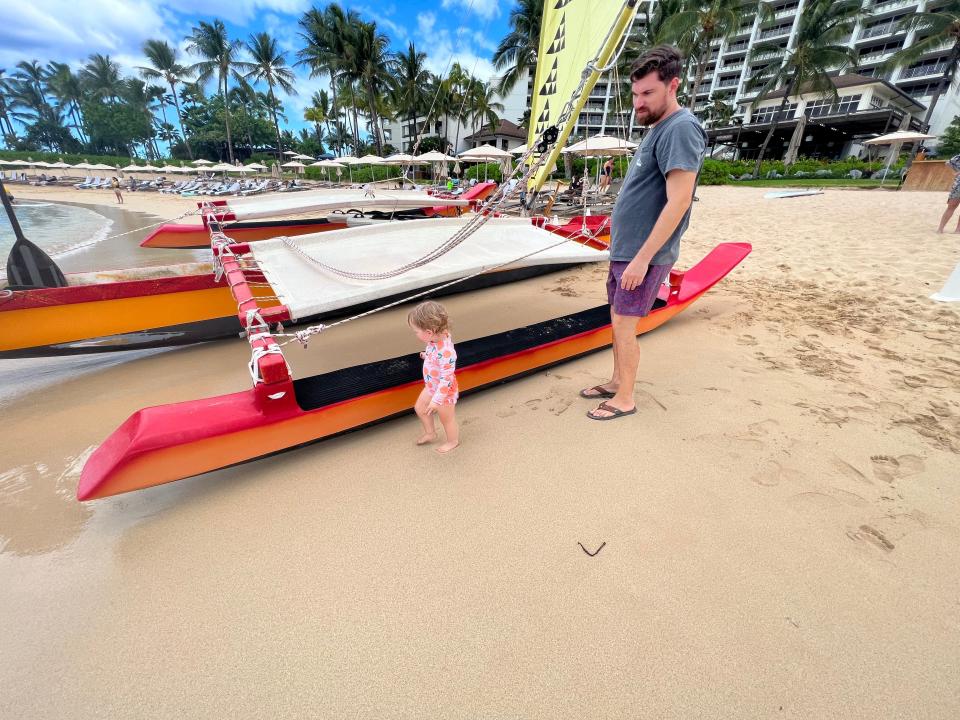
[2,0,513,136]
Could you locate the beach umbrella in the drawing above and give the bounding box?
[282,150,299,156]
[357,154,385,164]
[336,156,361,182]
[158,165,181,173]
[281,160,306,168]
[191,158,213,165]
[562,133,637,156]
[459,144,513,161]
[243,162,268,172]
[510,143,528,155]
[120,163,142,172]
[864,129,937,185]
[293,153,314,160]
[208,162,238,172]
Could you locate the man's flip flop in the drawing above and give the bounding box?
[579,385,616,399]
[587,401,637,421]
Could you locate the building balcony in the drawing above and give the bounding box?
[758,26,792,41]
[858,24,903,41]
[717,80,741,89]
[871,0,918,15]
[774,8,796,20]
[720,63,745,73]
[900,61,948,79]
[726,42,750,54]
[857,48,896,64]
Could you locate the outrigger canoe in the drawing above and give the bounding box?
[0,215,611,358]
[141,182,496,249]
[78,242,751,501]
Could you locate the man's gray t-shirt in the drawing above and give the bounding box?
[610,108,707,265]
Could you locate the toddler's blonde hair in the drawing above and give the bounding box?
[408,301,450,334]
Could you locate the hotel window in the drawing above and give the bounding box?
[804,94,862,117]
[752,102,797,123]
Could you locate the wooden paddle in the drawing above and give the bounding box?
[1,177,67,290]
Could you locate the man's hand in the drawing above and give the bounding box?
[620,258,650,291]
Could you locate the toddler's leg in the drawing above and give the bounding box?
[435,404,459,454]
[414,388,437,445]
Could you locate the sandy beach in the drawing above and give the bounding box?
[1,183,959,718]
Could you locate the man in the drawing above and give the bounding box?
[581,45,707,420]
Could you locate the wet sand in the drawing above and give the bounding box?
[2,184,960,718]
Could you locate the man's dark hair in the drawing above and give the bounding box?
[630,45,683,83]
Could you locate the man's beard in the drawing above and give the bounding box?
[636,104,666,125]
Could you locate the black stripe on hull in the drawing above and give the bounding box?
[2,263,587,358]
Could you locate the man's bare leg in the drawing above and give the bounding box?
[590,313,639,417]
[582,308,621,397]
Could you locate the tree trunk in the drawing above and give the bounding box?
[366,84,382,154]
[752,77,797,178]
[170,81,193,159]
[222,73,235,164]
[689,51,707,110]
[783,112,807,166]
[268,84,283,163]
[923,43,960,127]
[329,69,341,156]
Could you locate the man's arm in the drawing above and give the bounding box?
[619,168,698,291]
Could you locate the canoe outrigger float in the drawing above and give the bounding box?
[77,241,751,500]
[140,182,496,249]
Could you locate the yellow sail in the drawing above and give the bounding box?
[527,0,638,191]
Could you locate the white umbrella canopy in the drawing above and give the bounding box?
[282,150,299,156]
[384,152,426,165]
[50,161,72,169]
[281,160,306,168]
[510,143,528,155]
[292,153,315,160]
[459,143,513,160]
[244,162,268,170]
[120,163,143,171]
[138,164,161,172]
[208,162,239,172]
[317,159,345,168]
[191,158,213,165]
[415,150,456,162]
[863,130,937,145]
[158,164,182,173]
[356,154,385,165]
[91,163,118,171]
[563,134,638,156]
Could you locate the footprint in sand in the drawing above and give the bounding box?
[846,524,895,553]
[751,460,802,487]
[736,334,758,346]
[870,454,925,483]
[832,457,873,485]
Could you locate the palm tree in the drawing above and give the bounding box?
[308,89,335,147]
[138,39,196,158]
[747,0,865,176]
[13,61,50,108]
[341,20,395,154]
[663,0,773,111]
[467,79,505,136]
[186,20,251,163]
[244,31,297,161]
[392,42,433,151]
[493,0,542,96]
[704,92,735,127]
[81,54,125,103]
[884,2,960,127]
[304,106,326,143]
[0,69,18,140]
[298,4,359,154]
[45,62,87,143]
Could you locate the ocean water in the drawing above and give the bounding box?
[0,202,112,258]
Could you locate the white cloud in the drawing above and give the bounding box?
[441,0,501,21]
[160,0,313,25]
[0,1,170,69]
[415,13,497,84]
[417,12,437,37]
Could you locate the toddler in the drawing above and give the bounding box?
[408,301,459,453]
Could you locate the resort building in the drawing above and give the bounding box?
[521,0,958,158]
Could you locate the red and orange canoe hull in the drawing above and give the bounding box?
[78,243,751,501]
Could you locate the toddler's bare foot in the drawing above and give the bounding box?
[416,432,437,446]
[436,441,459,454]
